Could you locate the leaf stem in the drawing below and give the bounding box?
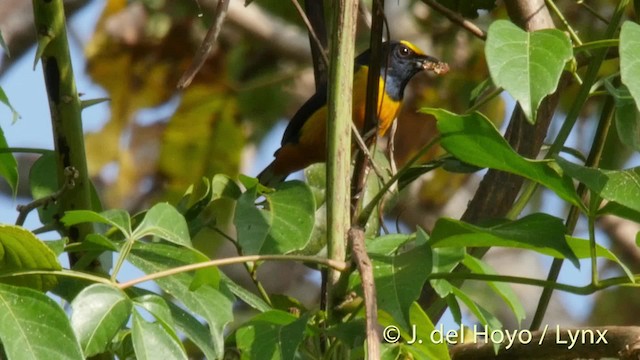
[117,255,350,290]
[545,0,583,45]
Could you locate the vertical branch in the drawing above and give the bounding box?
[326,0,358,319]
[351,0,385,221]
[32,0,93,265]
[461,0,558,224]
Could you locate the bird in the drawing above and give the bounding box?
[257,40,449,187]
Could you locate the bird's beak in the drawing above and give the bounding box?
[418,55,449,75]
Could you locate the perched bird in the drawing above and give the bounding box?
[257,40,448,186]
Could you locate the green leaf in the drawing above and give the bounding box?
[485,20,572,123]
[221,272,271,312]
[430,214,579,268]
[557,157,640,213]
[133,203,191,247]
[370,244,432,330]
[423,109,583,209]
[429,246,466,298]
[598,201,640,223]
[128,242,233,359]
[620,21,640,112]
[367,233,415,256]
[604,80,640,152]
[235,181,315,255]
[235,310,308,360]
[71,284,132,357]
[0,87,19,123]
[62,209,132,237]
[377,302,451,360]
[133,294,175,329]
[0,283,84,360]
[0,225,61,291]
[462,255,526,325]
[450,284,503,331]
[566,236,634,282]
[127,286,220,360]
[167,300,219,360]
[0,125,17,196]
[211,173,242,200]
[29,152,59,224]
[131,310,188,360]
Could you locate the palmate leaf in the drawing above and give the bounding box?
[485,20,572,123]
[235,181,315,255]
[369,244,432,331]
[70,284,132,357]
[0,225,61,291]
[0,283,84,360]
[133,203,191,247]
[127,242,233,359]
[377,303,451,360]
[131,310,188,360]
[235,310,308,360]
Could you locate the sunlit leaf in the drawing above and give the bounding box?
[377,303,451,360]
[369,244,432,330]
[557,157,640,213]
[128,242,232,358]
[133,203,191,247]
[485,20,572,123]
[567,236,634,282]
[71,284,132,357]
[462,255,526,325]
[423,109,583,208]
[620,21,640,112]
[235,181,315,255]
[430,214,579,268]
[0,283,84,360]
[62,209,132,237]
[235,310,308,360]
[131,310,188,360]
[0,225,61,291]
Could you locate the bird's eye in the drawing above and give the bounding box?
[397,45,412,57]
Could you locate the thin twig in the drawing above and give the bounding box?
[117,254,350,290]
[289,0,329,68]
[210,226,272,305]
[349,227,380,359]
[15,166,78,226]
[351,123,387,181]
[420,0,487,40]
[177,0,230,89]
[545,0,582,45]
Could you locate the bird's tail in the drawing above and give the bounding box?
[257,161,288,188]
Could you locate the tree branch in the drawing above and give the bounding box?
[450,326,640,360]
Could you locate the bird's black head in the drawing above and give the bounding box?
[356,40,448,101]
